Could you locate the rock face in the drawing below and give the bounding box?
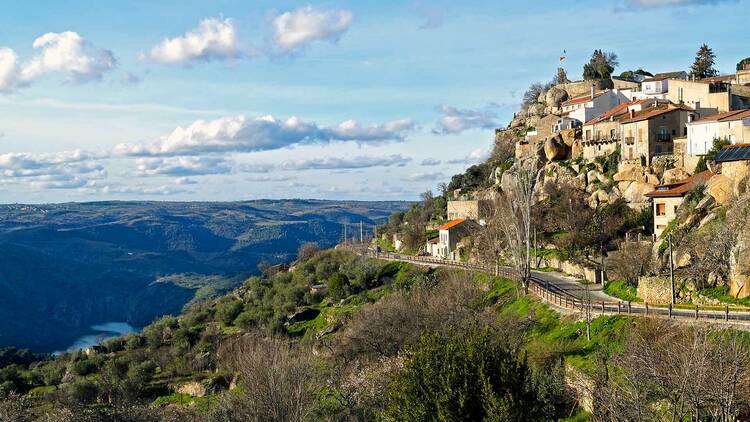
[621,181,655,207]
[662,168,690,184]
[637,277,673,304]
[707,174,733,205]
[545,87,569,108]
[544,137,568,161]
[729,221,750,298]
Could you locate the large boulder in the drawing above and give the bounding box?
[662,167,690,184]
[544,137,568,161]
[621,181,655,205]
[707,174,733,205]
[559,129,577,147]
[545,87,569,108]
[613,163,643,182]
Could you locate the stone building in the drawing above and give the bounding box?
[429,218,480,261]
[618,103,697,165]
[645,170,713,238]
[667,79,750,116]
[446,200,489,222]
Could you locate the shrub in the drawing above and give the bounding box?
[215,300,244,326]
[384,325,551,421]
[328,272,351,301]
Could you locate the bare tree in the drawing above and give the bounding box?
[607,241,653,286]
[474,201,507,276]
[497,158,539,294]
[216,335,317,422]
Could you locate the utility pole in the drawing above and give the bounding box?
[533,228,537,269]
[343,222,347,246]
[669,233,675,305]
[360,221,363,244]
[600,242,605,285]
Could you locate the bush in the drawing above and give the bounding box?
[385,325,552,421]
[71,359,97,376]
[215,300,244,326]
[328,272,351,301]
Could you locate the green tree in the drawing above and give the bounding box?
[384,326,549,421]
[737,57,750,71]
[327,272,351,301]
[583,50,619,80]
[215,300,244,326]
[690,43,718,79]
[553,67,569,85]
[695,137,731,172]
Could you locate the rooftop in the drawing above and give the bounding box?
[437,218,466,230]
[716,144,750,163]
[645,170,713,198]
[689,109,750,124]
[562,91,605,106]
[618,103,694,124]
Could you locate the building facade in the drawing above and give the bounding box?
[618,104,696,164]
[645,170,713,238]
[686,109,750,156]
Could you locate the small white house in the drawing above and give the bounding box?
[686,109,750,156]
[641,76,670,99]
[561,88,630,125]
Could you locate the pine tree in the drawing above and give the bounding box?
[690,43,718,79]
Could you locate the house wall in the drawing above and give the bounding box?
[667,79,730,116]
[582,140,619,161]
[643,79,668,95]
[447,200,488,220]
[687,120,750,156]
[567,90,629,124]
[653,196,684,238]
[620,110,691,164]
[737,70,750,85]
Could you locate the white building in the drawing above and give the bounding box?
[686,109,750,156]
[561,87,630,125]
[641,76,670,100]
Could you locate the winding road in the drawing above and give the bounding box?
[365,250,750,327]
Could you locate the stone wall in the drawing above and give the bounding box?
[556,79,612,98]
[538,256,602,283]
[637,277,672,304]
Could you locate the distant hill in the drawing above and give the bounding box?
[0,200,409,352]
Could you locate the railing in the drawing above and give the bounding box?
[360,249,750,324]
[625,136,635,145]
[656,134,672,142]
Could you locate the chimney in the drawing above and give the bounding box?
[591,84,595,100]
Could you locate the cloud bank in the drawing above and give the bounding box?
[273,6,353,50]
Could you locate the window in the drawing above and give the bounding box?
[674,205,678,214]
[656,203,666,216]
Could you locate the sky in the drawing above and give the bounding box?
[0,0,748,203]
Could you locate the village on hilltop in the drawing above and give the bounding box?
[380,46,750,304]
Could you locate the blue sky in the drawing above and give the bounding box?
[0,0,748,203]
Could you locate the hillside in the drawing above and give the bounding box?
[0,200,409,352]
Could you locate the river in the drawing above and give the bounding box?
[56,322,138,354]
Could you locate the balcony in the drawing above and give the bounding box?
[656,134,672,142]
[625,136,635,145]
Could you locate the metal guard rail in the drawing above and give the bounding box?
[362,250,750,324]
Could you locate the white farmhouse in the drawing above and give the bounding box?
[686,109,750,156]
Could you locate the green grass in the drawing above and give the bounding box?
[698,285,750,307]
[153,393,215,411]
[603,280,642,302]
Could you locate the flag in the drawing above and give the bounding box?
[560,49,567,62]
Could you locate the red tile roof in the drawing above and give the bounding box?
[618,103,695,124]
[562,91,605,106]
[584,99,658,125]
[437,218,466,230]
[645,170,713,198]
[690,108,750,124]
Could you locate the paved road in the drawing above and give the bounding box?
[365,250,750,326]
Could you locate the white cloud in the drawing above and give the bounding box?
[420,158,442,165]
[0,48,22,92]
[134,156,232,176]
[278,154,411,171]
[174,177,198,185]
[84,180,189,196]
[245,174,295,182]
[0,150,107,190]
[21,31,116,83]
[446,148,490,165]
[0,32,115,92]
[273,6,353,50]
[432,104,499,135]
[403,171,445,182]
[143,17,242,64]
[113,114,414,157]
